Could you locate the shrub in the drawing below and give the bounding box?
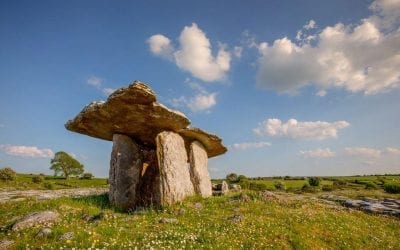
[383,183,400,194]
[0,167,16,181]
[226,173,238,183]
[237,175,248,182]
[81,172,94,180]
[365,182,378,190]
[248,182,268,191]
[274,181,285,190]
[308,177,321,187]
[302,183,319,193]
[43,182,54,190]
[322,185,334,191]
[333,180,347,188]
[32,175,44,183]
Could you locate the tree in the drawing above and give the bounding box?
[308,177,321,186]
[50,151,84,179]
[226,173,238,183]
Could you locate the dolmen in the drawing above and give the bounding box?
[65,81,227,211]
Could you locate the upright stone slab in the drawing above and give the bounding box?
[109,134,142,210]
[156,131,194,205]
[189,141,212,197]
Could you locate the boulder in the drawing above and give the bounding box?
[12,211,59,231]
[36,227,52,238]
[109,134,142,210]
[220,181,229,194]
[189,141,212,197]
[156,131,195,205]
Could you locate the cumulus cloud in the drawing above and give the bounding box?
[233,46,243,58]
[254,118,350,140]
[0,145,54,158]
[385,147,400,155]
[300,148,335,158]
[232,141,271,150]
[148,23,231,82]
[345,147,382,158]
[171,82,217,112]
[87,76,103,87]
[147,34,174,60]
[316,90,327,97]
[257,0,400,95]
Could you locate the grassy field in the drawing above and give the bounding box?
[0,191,399,249]
[0,174,108,190]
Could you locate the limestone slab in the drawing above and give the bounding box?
[156,131,194,205]
[189,141,212,197]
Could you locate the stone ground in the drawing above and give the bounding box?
[0,188,108,203]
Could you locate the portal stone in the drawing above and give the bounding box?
[189,140,212,197]
[109,134,142,210]
[156,131,195,205]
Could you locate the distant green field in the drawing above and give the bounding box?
[0,174,108,190]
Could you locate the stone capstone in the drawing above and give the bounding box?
[65,81,226,157]
[189,141,212,197]
[109,134,142,210]
[157,131,195,205]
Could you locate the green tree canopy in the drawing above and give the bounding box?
[226,173,238,183]
[50,151,84,179]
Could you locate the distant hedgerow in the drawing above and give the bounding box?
[32,175,44,183]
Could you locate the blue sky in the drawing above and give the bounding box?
[0,0,399,178]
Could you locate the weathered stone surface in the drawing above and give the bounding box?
[156,131,194,205]
[220,181,229,194]
[65,81,191,147]
[0,240,14,250]
[189,141,212,197]
[179,127,227,158]
[109,134,142,211]
[12,211,59,231]
[36,227,52,238]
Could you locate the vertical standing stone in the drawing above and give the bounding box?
[156,131,194,205]
[189,140,212,197]
[109,134,142,211]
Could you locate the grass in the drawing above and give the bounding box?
[0,191,399,249]
[0,174,108,190]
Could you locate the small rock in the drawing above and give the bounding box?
[344,200,364,208]
[260,191,277,201]
[175,208,186,215]
[193,202,203,210]
[238,193,250,202]
[36,227,52,238]
[12,211,59,231]
[221,181,229,194]
[158,218,178,224]
[0,240,14,250]
[59,232,75,241]
[229,184,242,192]
[227,215,244,223]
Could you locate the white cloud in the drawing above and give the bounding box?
[254,118,350,140]
[345,147,382,158]
[300,148,335,158]
[304,19,317,30]
[257,0,400,95]
[0,145,54,158]
[147,34,174,60]
[232,141,271,150]
[87,76,103,87]
[171,81,218,112]
[148,23,231,82]
[316,90,327,97]
[234,46,243,58]
[102,88,115,96]
[386,147,400,155]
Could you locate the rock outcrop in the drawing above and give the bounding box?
[65,81,227,210]
[12,211,59,231]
